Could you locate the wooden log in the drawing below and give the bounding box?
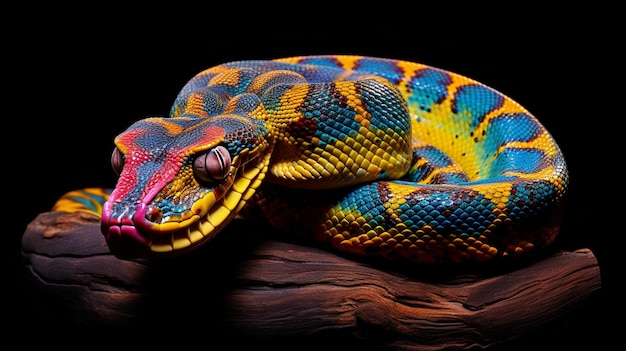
[20,211,601,350]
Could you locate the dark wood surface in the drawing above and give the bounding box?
[20,211,601,350]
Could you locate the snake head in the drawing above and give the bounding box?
[101,103,271,259]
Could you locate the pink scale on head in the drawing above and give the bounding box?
[109,127,152,201]
[111,124,229,201]
[115,127,148,154]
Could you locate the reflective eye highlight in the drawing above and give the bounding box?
[193,145,231,183]
[111,147,125,176]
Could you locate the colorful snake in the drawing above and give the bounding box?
[52,55,568,264]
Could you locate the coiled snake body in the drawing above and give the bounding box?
[53,55,569,264]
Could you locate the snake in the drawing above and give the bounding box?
[52,55,569,264]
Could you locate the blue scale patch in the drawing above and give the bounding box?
[355,80,410,135]
[314,112,360,146]
[339,182,500,240]
[295,84,360,146]
[506,181,560,224]
[490,148,549,176]
[415,145,456,168]
[485,113,542,146]
[154,199,187,219]
[396,186,497,237]
[172,87,230,118]
[353,58,404,85]
[228,93,262,113]
[452,85,503,128]
[405,68,453,112]
[132,120,177,147]
[338,183,387,225]
[403,145,470,184]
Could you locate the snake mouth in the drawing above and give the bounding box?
[103,146,273,259]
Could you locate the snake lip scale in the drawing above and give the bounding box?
[53,55,569,264]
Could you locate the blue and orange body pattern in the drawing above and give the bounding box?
[53,55,568,264]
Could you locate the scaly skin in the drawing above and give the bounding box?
[52,55,568,263]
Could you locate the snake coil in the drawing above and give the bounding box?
[53,55,568,264]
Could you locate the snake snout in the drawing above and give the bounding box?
[102,222,152,259]
[101,201,155,259]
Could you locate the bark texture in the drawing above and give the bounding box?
[21,211,601,350]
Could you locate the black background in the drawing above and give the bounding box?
[5,4,619,349]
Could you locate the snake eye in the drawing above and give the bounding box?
[111,147,125,176]
[193,145,232,183]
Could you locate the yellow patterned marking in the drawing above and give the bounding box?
[52,188,110,215]
[335,56,360,70]
[208,68,246,88]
